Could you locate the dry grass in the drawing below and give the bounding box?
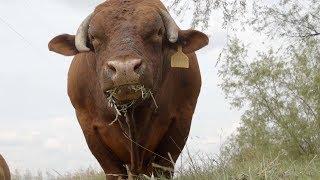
[10,152,320,180]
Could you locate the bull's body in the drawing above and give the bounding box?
[0,154,10,180]
[69,51,200,177]
[49,0,208,179]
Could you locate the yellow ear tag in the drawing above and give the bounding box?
[171,46,189,68]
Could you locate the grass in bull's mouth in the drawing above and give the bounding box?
[106,85,158,124]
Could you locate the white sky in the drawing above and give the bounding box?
[0,0,242,174]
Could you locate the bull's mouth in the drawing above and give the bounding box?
[106,85,142,102]
[105,84,157,123]
[105,84,156,106]
[105,84,158,125]
[105,84,151,103]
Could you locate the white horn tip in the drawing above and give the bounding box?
[169,36,178,43]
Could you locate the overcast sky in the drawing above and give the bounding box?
[0,0,242,174]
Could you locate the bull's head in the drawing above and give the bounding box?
[48,3,208,104]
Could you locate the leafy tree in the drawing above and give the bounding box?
[169,0,246,29]
[219,37,320,159]
[170,0,320,38]
[172,0,320,162]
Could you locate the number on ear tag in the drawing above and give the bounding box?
[171,46,189,68]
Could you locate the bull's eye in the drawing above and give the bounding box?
[90,35,101,48]
[143,28,164,43]
[157,28,164,36]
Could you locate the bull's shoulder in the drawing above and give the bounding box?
[159,52,201,115]
[172,53,201,98]
[67,52,98,110]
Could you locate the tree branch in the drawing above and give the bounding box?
[299,32,320,38]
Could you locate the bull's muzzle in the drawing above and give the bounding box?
[106,58,143,86]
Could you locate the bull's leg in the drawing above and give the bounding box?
[84,131,127,180]
[76,111,127,180]
[152,117,192,178]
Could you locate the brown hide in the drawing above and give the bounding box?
[0,154,10,180]
[48,0,208,179]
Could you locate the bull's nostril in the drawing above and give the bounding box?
[107,63,116,73]
[134,61,142,71]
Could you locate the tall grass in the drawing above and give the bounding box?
[10,149,320,180]
[11,167,105,180]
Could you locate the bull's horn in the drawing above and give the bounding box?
[75,13,93,52]
[159,9,179,43]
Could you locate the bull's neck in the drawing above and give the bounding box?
[120,98,158,172]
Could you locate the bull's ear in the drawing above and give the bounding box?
[48,34,79,56]
[178,30,209,54]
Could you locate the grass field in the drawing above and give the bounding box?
[10,153,320,179]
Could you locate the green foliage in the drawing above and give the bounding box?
[248,0,320,40]
[169,0,247,29]
[212,1,320,178]
[168,0,320,179]
[218,36,320,157]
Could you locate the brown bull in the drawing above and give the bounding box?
[0,154,10,180]
[48,0,208,179]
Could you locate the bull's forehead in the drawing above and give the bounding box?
[89,5,163,35]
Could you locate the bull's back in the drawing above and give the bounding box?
[0,154,10,180]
